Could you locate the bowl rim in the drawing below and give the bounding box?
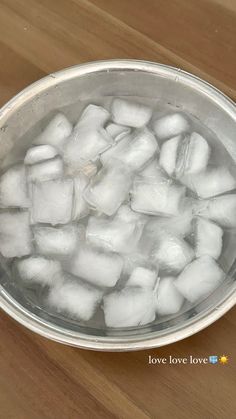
[0,59,235,351]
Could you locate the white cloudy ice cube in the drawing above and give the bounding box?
[126,267,158,289]
[195,217,223,260]
[159,135,181,176]
[122,252,149,276]
[175,132,210,178]
[183,166,236,198]
[86,212,142,254]
[84,163,132,216]
[174,255,225,303]
[72,174,90,220]
[24,145,58,165]
[153,113,189,140]
[140,159,168,181]
[68,245,123,288]
[151,231,194,274]
[195,194,236,228]
[48,274,103,321]
[113,128,159,172]
[131,177,185,216]
[64,105,112,169]
[106,122,131,142]
[0,165,30,208]
[146,198,194,238]
[101,129,158,172]
[111,98,152,128]
[27,156,63,182]
[31,178,73,225]
[103,287,156,327]
[0,211,32,258]
[74,104,110,130]
[100,134,130,165]
[17,256,61,286]
[156,276,184,316]
[33,113,72,150]
[34,224,79,257]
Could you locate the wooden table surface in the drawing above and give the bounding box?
[0,1,235,418]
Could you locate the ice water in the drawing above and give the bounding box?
[0,96,235,331]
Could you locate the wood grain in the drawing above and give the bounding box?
[0,1,235,418]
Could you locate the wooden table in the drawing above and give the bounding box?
[0,1,235,418]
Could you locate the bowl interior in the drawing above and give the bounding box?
[0,61,235,346]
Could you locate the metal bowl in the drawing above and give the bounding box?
[0,60,235,351]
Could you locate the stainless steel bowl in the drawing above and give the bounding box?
[0,60,235,351]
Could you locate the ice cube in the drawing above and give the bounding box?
[159,135,181,176]
[24,145,58,165]
[114,128,159,172]
[84,163,132,216]
[75,104,110,129]
[103,287,156,327]
[0,165,30,208]
[33,113,72,150]
[106,122,131,142]
[131,177,185,216]
[174,256,225,303]
[153,113,189,140]
[111,98,152,128]
[68,245,123,288]
[86,212,143,254]
[48,273,103,321]
[159,132,210,178]
[195,217,223,260]
[195,194,236,228]
[145,198,194,238]
[64,105,112,169]
[34,224,79,257]
[140,159,168,181]
[175,132,210,177]
[0,211,32,258]
[72,174,90,220]
[31,178,73,225]
[156,276,184,316]
[27,156,63,182]
[182,166,236,198]
[126,267,158,289]
[151,231,194,274]
[100,134,130,165]
[122,252,149,276]
[17,256,61,286]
